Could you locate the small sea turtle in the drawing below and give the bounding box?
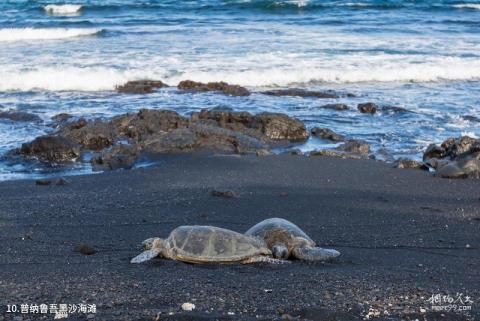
[245,218,340,261]
[131,225,284,264]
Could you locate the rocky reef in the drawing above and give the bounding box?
[12,109,308,170]
[423,136,480,179]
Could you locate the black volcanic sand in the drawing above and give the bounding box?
[0,155,479,321]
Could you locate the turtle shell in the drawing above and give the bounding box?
[165,226,270,263]
[245,218,316,249]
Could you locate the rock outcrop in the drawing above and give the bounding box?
[357,103,378,114]
[116,80,168,94]
[393,158,428,170]
[310,139,370,159]
[0,110,42,123]
[423,136,480,179]
[310,127,345,142]
[19,136,81,163]
[319,104,349,111]
[13,109,307,170]
[178,80,250,96]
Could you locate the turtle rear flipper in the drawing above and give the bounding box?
[130,248,162,263]
[242,256,290,264]
[293,247,340,261]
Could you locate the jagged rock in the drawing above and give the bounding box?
[336,140,370,154]
[381,106,410,113]
[178,80,250,96]
[91,145,139,171]
[116,80,168,94]
[393,158,428,170]
[114,109,189,142]
[51,113,72,123]
[192,109,308,142]
[319,104,349,111]
[253,112,308,141]
[436,158,480,179]
[60,118,116,150]
[311,127,345,142]
[358,103,378,114]
[440,136,480,159]
[423,136,480,179]
[20,136,81,163]
[0,110,42,122]
[262,88,337,99]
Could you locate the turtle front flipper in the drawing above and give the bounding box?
[293,247,340,261]
[242,256,290,264]
[130,248,162,263]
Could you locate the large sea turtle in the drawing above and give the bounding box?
[245,218,340,261]
[131,225,284,264]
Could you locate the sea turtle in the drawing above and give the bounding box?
[245,218,340,261]
[131,225,284,264]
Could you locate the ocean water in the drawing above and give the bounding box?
[0,0,479,180]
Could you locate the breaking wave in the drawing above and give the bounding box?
[0,28,102,42]
[452,4,480,10]
[1,58,480,92]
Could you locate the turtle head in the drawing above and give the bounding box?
[272,244,289,259]
[131,238,165,264]
[141,237,163,250]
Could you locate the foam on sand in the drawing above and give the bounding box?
[44,4,83,15]
[0,28,102,42]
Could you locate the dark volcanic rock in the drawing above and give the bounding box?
[311,127,345,142]
[74,245,96,255]
[116,80,168,94]
[178,80,250,96]
[253,112,308,141]
[0,110,42,123]
[61,118,116,151]
[393,158,428,170]
[115,109,189,142]
[262,88,338,99]
[92,145,139,171]
[357,103,378,114]
[14,108,309,169]
[381,106,410,113]
[311,139,370,160]
[337,139,370,154]
[35,179,52,186]
[423,136,480,179]
[20,136,81,163]
[462,115,480,122]
[211,190,237,198]
[192,109,308,142]
[319,103,349,111]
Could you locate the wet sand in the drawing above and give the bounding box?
[0,154,479,321]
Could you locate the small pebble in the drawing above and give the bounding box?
[181,302,195,311]
[74,244,96,255]
[211,190,237,198]
[55,177,71,186]
[35,179,51,186]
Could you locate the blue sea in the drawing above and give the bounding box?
[0,0,479,180]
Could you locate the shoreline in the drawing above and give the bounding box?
[0,154,478,320]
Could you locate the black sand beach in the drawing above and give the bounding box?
[0,155,478,321]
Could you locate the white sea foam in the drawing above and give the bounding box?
[453,4,480,10]
[0,28,101,42]
[0,67,165,92]
[44,4,83,15]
